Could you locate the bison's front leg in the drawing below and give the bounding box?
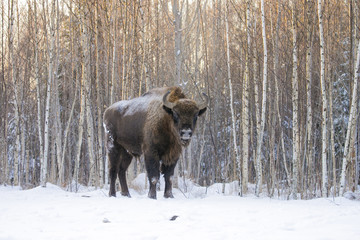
[145,154,160,199]
[161,163,177,198]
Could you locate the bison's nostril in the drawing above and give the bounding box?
[181,129,192,139]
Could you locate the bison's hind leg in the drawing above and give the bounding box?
[108,143,132,198]
[117,146,132,198]
[108,142,120,197]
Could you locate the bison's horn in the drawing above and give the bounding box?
[163,91,176,109]
[197,93,209,110]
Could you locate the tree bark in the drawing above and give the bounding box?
[95,1,104,188]
[339,39,360,195]
[173,0,182,85]
[241,0,251,195]
[34,0,44,188]
[225,0,241,193]
[291,0,300,199]
[255,0,268,197]
[318,0,328,197]
[9,0,20,186]
[305,0,314,197]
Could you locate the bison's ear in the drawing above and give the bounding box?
[163,105,179,124]
[197,93,209,117]
[198,107,207,116]
[163,105,173,115]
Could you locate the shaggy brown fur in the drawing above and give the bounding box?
[103,86,207,199]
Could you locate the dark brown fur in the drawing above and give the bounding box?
[103,87,207,199]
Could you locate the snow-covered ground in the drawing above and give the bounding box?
[1,176,359,240]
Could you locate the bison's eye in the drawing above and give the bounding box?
[172,111,179,124]
[193,115,198,125]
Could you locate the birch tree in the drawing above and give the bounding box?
[95,1,104,187]
[241,0,251,195]
[81,6,97,187]
[225,0,241,193]
[305,0,314,196]
[255,0,268,196]
[339,40,360,195]
[173,0,182,85]
[9,0,21,186]
[318,0,328,197]
[110,0,117,104]
[291,0,300,199]
[34,0,44,187]
[54,0,62,185]
[73,4,86,188]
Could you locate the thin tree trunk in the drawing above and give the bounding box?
[95,1,104,188]
[255,0,268,197]
[271,4,290,188]
[291,0,300,199]
[41,0,56,188]
[241,0,251,195]
[328,73,337,196]
[60,80,77,186]
[0,0,6,185]
[54,0,62,185]
[81,8,96,187]
[9,0,20,186]
[318,0,328,197]
[339,40,360,195]
[225,0,241,193]
[173,0,182,85]
[305,0,314,197]
[74,6,86,189]
[74,65,85,189]
[34,0,44,188]
[110,1,117,104]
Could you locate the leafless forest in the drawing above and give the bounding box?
[0,0,359,199]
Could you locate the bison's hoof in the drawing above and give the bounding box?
[109,192,116,197]
[164,191,174,198]
[121,192,131,198]
[148,192,157,199]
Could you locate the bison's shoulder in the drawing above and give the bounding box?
[142,86,186,101]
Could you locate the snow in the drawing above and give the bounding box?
[1,178,359,240]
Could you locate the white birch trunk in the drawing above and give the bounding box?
[9,0,20,186]
[328,74,337,196]
[225,0,241,190]
[173,0,182,85]
[74,77,85,188]
[74,9,86,188]
[271,4,291,187]
[81,9,97,187]
[95,2,104,187]
[241,0,251,195]
[60,81,77,185]
[41,0,56,188]
[34,0,44,187]
[305,0,314,196]
[59,0,74,186]
[110,1,117,104]
[339,40,360,195]
[255,0,268,196]
[291,0,300,199]
[318,0,328,197]
[54,0,62,185]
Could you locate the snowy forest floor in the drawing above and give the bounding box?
[1,175,359,240]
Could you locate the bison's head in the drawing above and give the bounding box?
[163,91,208,146]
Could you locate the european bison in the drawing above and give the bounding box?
[103,87,208,199]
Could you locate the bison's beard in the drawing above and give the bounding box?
[181,137,191,146]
